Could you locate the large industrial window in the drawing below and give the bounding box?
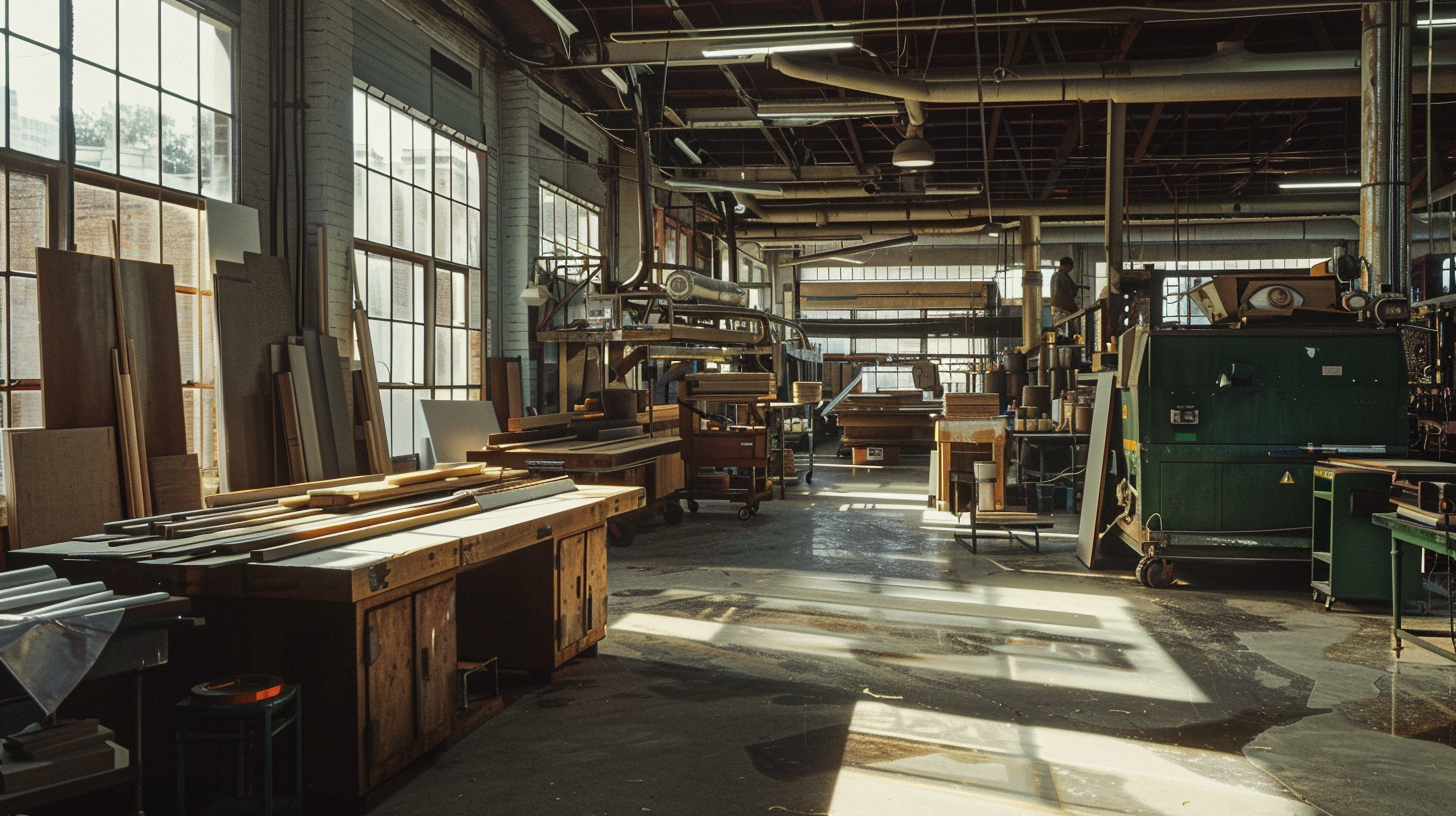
[0,165,52,482]
[539,182,600,268]
[0,2,234,194]
[352,85,484,458]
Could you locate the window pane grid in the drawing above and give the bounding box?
[352,85,484,458]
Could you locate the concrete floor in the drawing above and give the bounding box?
[383,453,1456,816]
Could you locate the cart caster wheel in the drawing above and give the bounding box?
[687,500,700,514]
[737,507,753,521]
[607,522,635,547]
[662,503,684,525]
[805,472,814,484]
[1136,556,1175,589]
[1324,596,1335,612]
[1312,588,1322,602]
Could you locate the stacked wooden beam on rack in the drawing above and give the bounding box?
[791,381,823,404]
[943,392,1003,420]
[682,372,776,398]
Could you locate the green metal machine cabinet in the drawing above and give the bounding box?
[1114,326,1408,586]
[1310,465,1424,610]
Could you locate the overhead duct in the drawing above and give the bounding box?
[740,218,1362,244]
[767,44,1456,104]
[738,194,1358,226]
[663,268,749,306]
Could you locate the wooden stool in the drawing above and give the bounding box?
[176,685,302,816]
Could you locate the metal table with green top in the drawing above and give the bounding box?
[1371,511,1456,664]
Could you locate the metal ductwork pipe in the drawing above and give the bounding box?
[738,218,1362,244]
[663,268,749,306]
[1106,101,1127,294]
[748,202,979,223]
[1360,1,1411,293]
[1021,216,1042,350]
[768,49,1456,104]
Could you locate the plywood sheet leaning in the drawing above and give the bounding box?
[34,248,119,432]
[4,428,124,548]
[286,340,328,481]
[1077,372,1120,569]
[149,453,202,514]
[486,358,513,431]
[316,332,358,477]
[214,272,276,490]
[276,372,307,482]
[298,330,341,479]
[420,400,502,463]
[119,259,187,456]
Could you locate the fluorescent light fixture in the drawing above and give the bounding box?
[662,177,786,197]
[756,101,900,119]
[780,235,919,268]
[529,0,578,36]
[682,107,762,129]
[1278,179,1361,189]
[600,68,630,95]
[1418,17,1456,26]
[892,137,935,168]
[924,183,985,196]
[672,137,703,165]
[701,40,855,58]
[979,219,1005,238]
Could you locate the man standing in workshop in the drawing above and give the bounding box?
[1050,255,1084,321]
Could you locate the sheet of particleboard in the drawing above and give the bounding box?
[287,340,328,481]
[35,248,119,432]
[4,428,123,548]
[119,258,187,456]
[420,400,502,463]
[149,453,201,513]
[214,273,278,491]
[506,359,524,418]
[486,358,513,430]
[316,332,358,477]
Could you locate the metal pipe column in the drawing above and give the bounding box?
[1105,102,1127,294]
[1021,215,1042,350]
[1360,1,1412,292]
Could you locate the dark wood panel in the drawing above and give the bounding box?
[149,453,201,513]
[35,248,118,432]
[214,274,276,490]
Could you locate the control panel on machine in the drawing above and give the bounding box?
[1170,405,1200,425]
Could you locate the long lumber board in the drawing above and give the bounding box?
[215,273,275,490]
[316,332,358,476]
[467,436,682,470]
[119,258,187,456]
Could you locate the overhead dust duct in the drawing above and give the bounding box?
[767,42,1456,104]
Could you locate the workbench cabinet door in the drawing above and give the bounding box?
[365,596,417,789]
[414,581,458,744]
[557,532,589,649]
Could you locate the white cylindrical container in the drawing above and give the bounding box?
[974,460,998,510]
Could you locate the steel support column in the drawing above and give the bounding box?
[1360,1,1412,292]
[1105,101,1127,294]
[1021,215,1043,349]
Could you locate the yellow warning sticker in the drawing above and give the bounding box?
[1280,471,1295,484]
[1123,439,1139,451]
[1122,405,1128,419]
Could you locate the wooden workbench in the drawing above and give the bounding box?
[10,484,643,810]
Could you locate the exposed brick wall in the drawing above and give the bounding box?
[499,70,540,404]
[236,0,270,218]
[301,0,356,347]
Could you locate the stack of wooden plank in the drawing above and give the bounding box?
[682,372,776,398]
[0,721,127,794]
[11,242,200,545]
[791,381,823,404]
[943,392,1002,419]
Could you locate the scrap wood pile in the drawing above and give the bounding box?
[22,464,533,566]
[942,392,1002,420]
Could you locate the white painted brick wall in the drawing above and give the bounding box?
[302,0,356,347]
[500,70,539,404]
